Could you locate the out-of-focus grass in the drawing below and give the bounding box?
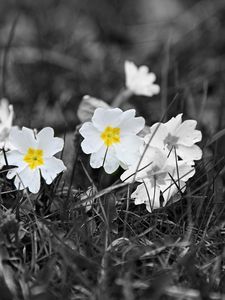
[0,0,225,299]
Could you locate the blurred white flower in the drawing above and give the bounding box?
[0,98,14,149]
[125,61,160,97]
[79,107,145,174]
[145,114,202,161]
[5,127,66,194]
[121,145,195,212]
[77,95,110,123]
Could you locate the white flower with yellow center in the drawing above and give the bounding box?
[0,98,14,149]
[5,127,66,193]
[79,108,145,174]
[121,145,195,212]
[125,61,160,97]
[145,114,202,161]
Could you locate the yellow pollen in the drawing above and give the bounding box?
[101,126,120,147]
[23,148,44,170]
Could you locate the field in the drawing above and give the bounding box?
[0,1,225,299]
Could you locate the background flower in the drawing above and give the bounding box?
[125,61,160,97]
[5,127,66,193]
[77,95,110,123]
[79,107,145,174]
[0,98,14,149]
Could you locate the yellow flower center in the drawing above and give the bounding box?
[101,126,120,147]
[23,148,44,170]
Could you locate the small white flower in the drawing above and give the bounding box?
[79,107,145,174]
[121,145,195,212]
[0,98,14,149]
[5,127,66,194]
[125,61,160,97]
[145,114,202,161]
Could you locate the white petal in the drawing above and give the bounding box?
[114,135,143,167]
[104,149,120,174]
[0,98,13,125]
[125,61,138,90]
[40,157,66,185]
[120,146,167,183]
[9,127,37,153]
[37,127,64,157]
[119,109,145,135]
[164,114,183,133]
[5,150,27,177]
[79,122,103,154]
[176,144,202,161]
[131,180,161,212]
[90,145,107,169]
[92,108,123,131]
[145,123,168,151]
[139,65,150,74]
[139,78,160,97]
[168,160,196,183]
[90,145,120,174]
[144,83,160,96]
[13,167,41,193]
[175,120,202,146]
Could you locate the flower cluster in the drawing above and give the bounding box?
[0,59,203,214]
[120,115,202,212]
[77,61,202,212]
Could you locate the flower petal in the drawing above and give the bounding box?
[114,135,143,167]
[90,145,120,174]
[131,180,161,212]
[175,120,202,146]
[104,148,120,174]
[145,123,168,151]
[13,167,41,193]
[40,157,66,185]
[79,122,103,154]
[119,109,145,135]
[37,127,64,157]
[9,127,37,153]
[5,150,27,178]
[176,144,202,161]
[165,114,183,133]
[125,60,138,89]
[120,146,167,183]
[92,108,123,131]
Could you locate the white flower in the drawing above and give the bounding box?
[125,61,160,97]
[0,98,14,149]
[121,145,195,212]
[77,95,110,123]
[5,127,66,194]
[79,108,145,174]
[145,114,202,161]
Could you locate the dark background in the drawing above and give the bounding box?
[0,0,225,173]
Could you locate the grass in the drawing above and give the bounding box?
[0,0,225,299]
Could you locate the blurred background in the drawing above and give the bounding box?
[0,0,225,178]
